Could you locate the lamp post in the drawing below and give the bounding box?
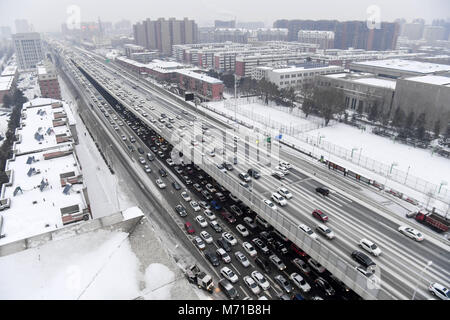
[358,147,363,165]
[412,260,433,300]
[404,165,411,184]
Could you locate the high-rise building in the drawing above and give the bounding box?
[423,26,446,43]
[298,30,334,49]
[215,20,236,28]
[133,17,197,55]
[236,21,265,29]
[12,32,44,70]
[401,23,425,40]
[37,62,61,100]
[15,19,31,33]
[273,19,399,51]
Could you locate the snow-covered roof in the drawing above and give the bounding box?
[272,65,343,74]
[1,66,17,77]
[352,77,397,89]
[405,75,450,86]
[324,73,349,78]
[0,147,86,246]
[351,59,450,74]
[176,69,223,84]
[37,66,47,75]
[0,76,14,91]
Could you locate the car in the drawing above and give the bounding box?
[277,187,292,200]
[271,170,285,180]
[269,254,286,271]
[355,266,379,286]
[315,187,330,196]
[351,250,376,269]
[223,162,233,171]
[298,224,318,240]
[229,193,240,203]
[247,168,260,179]
[222,232,238,246]
[263,199,277,211]
[203,209,216,220]
[220,211,236,224]
[199,230,213,244]
[181,191,191,202]
[429,282,450,300]
[205,183,216,193]
[190,201,201,212]
[259,231,275,245]
[195,215,208,228]
[156,178,166,189]
[242,242,257,257]
[238,172,251,182]
[236,224,249,237]
[272,240,289,255]
[216,163,227,173]
[220,267,238,283]
[218,279,239,300]
[274,275,293,294]
[193,236,206,250]
[271,193,287,206]
[127,145,135,152]
[254,256,271,273]
[244,217,257,230]
[251,270,270,291]
[144,165,152,173]
[234,251,250,268]
[121,135,127,141]
[243,276,261,295]
[255,216,271,229]
[209,220,223,233]
[359,238,382,256]
[159,168,167,177]
[172,181,181,190]
[157,151,165,158]
[216,238,231,252]
[398,225,424,242]
[184,222,195,234]
[290,273,311,292]
[201,190,212,201]
[193,183,202,193]
[312,209,329,222]
[216,247,231,263]
[314,277,334,296]
[308,258,326,273]
[229,205,243,216]
[279,161,292,169]
[316,224,335,240]
[274,165,289,175]
[174,204,187,217]
[198,201,211,210]
[137,147,145,154]
[252,238,270,255]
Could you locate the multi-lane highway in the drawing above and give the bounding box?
[51,40,450,300]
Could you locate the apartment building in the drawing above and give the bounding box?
[298,30,335,49]
[37,63,62,100]
[12,32,44,70]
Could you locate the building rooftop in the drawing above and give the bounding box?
[405,75,450,86]
[351,59,450,74]
[176,69,223,84]
[352,77,397,89]
[1,66,17,77]
[272,64,343,73]
[0,76,14,91]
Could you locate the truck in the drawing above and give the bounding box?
[413,211,449,233]
[185,264,214,293]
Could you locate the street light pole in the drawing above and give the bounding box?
[404,165,411,184]
[412,260,433,300]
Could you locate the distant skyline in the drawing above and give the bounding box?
[1,0,449,33]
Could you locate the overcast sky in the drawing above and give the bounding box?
[1,0,449,32]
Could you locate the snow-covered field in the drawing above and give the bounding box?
[0,112,9,143]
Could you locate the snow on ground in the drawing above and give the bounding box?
[17,71,40,101]
[141,263,175,300]
[0,229,141,300]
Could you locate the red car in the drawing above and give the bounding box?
[312,209,328,222]
[220,211,236,224]
[185,222,195,234]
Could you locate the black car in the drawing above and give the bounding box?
[315,187,330,196]
[351,250,376,268]
[137,147,145,154]
[127,145,134,152]
[252,238,270,254]
[216,238,231,252]
[172,182,181,190]
[222,162,233,171]
[159,168,167,177]
[209,221,223,233]
[259,231,275,245]
[247,168,260,179]
[218,279,239,300]
[150,146,158,153]
[174,205,187,217]
[229,205,243,217]
[201,190,213,201]
[255,257,271,273]
[272,240,288,255]
[315,277,335,296]
[205,251,220,267]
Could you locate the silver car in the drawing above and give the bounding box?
[234,251,250,268]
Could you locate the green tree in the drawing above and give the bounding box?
[415,112,427,140]
[313,86,345,126]
[368,100,380,122]
[433,119,441,138]
[391,107,405,128]
[2,94,12,108]
[300,82,316,118]
[404,110,415,131]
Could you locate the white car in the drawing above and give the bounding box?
[216,248,231,263]
[220,267,238,283]
[234,251,250,268]
[242,242,257,257]
[139,157,146,164]
[308,258,326,273]
[144,165,151,173]
[166,158,174,166]
[359,238,382,256]
[121,135,127,141]
[190,201,201,212]
[298,224,318,240]
[243,217,257,229]
[251,270,270,291]
[236,224,249,237]
[203,209,216,220]
[269,254,286,271]
[195,215,208,228]
[263,199,277,211]
[355,266,380,286]
[279,161,292,169]
[243,276,261,295]
[290,273,311,293]
[429,282,450,300]
[200,230,213,244]
[274,165,289,175]
[156,178,166,189]
[193,236,206,250]
[316,224,335,240]
[277,187,292,200]
[271,193,287,206]
[181,191,191,202]
[222,232,238,246]
[398,225,424,241]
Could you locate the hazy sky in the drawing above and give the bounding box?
[1,0,449,32]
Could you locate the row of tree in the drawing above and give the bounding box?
[0,90,28,185]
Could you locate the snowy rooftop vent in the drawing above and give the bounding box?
[46,127,54,135]
[26,156,36,164]
[13,186,23,197]
[62,184,72,195]
[34,132,44,141]
[39,179,49,192]
[27,167,36,177]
